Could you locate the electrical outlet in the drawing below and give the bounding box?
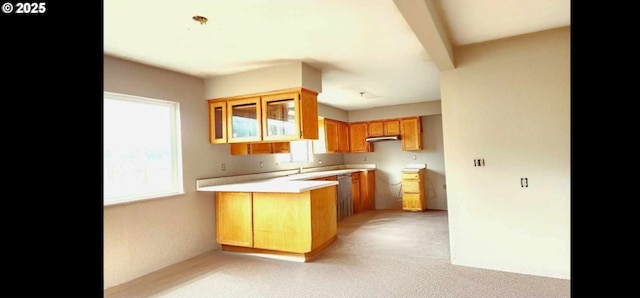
[318,160,323,165]
[260,161,264,168]
[363,156,367,161]
[222,163,226,171]
[413,155,416,160]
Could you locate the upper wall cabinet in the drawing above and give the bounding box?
[349,122,374,153]
[209,101,227,144]
[230,142,290,155]
[208,88,319,144]
[400,116,423,151]
[227,97,262,143]
[368,119,400,137]
[313,117,350,154]
[261,89,318,141]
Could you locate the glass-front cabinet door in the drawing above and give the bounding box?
[227,97,261,143]
[208,101,227,144]
[261,92,300,141]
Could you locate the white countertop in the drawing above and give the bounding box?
[198,180,338,193]
[196,166,375,193]
[402,163,427,172]
[269,169,361,181]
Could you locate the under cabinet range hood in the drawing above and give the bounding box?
[365,135,401,142]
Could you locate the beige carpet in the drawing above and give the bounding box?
[105,210,570,298]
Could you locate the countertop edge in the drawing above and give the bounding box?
[198,180,339,193]
[196,165,376,189]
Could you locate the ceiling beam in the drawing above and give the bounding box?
[393,0,455,70]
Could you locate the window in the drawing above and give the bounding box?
[275,140,314,164]
[103,92,184,206]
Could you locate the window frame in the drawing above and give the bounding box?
[103,91,185,206]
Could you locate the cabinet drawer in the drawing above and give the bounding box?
[402,180,421,193]
[401,172,420,180]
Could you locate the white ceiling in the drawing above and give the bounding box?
[103,0,570,111]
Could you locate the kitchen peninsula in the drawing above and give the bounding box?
[199,174,343,262]
[197,165,375,262]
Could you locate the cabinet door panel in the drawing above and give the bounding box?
[250,143,273,154]
[360,170,375,210]
[384,120,400,135]
[337,121,350,152]
[216,192,253,247]
[349,122,374,153]
[400,117,423,151]
[325,119,339,152]
[209,101,227,144]
[228,97,261,143]
[253,192,312,253]
[402,193,422,210]
[271,142,290,153]
[368,121,384,137]
[351,172,361,214]
[262,92,299,141]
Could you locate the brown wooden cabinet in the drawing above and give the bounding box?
[401,169,426,211]
[227,97,262,143]
[351,172,361,214]
[261,89,318,141]
[349,122,374,153]
[314,117,350,154]
[351,170,376,213]
[400,116,423,151]
[384,119,400,135]
[360,170,376,211]
[216,192,253,247]
[230,142,290,155]
[368,119,399,137]
[209,101,227,144]
[208,88,318,144]
[337,121,350,152]
[368,121,384,137]
[215,186,338,260]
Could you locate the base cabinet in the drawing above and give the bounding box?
[352,170,376,213]
[215,186,338,260]
[361,170,376,211]
[401,169,426,211]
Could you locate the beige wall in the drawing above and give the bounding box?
[348,101,441,122]
[204,61,322,99]
[103,55,216,289]
[440,27,570,279]
[344,103,447,210]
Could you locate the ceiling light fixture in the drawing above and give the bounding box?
[193,15,208,25]
[359,92,365,97]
